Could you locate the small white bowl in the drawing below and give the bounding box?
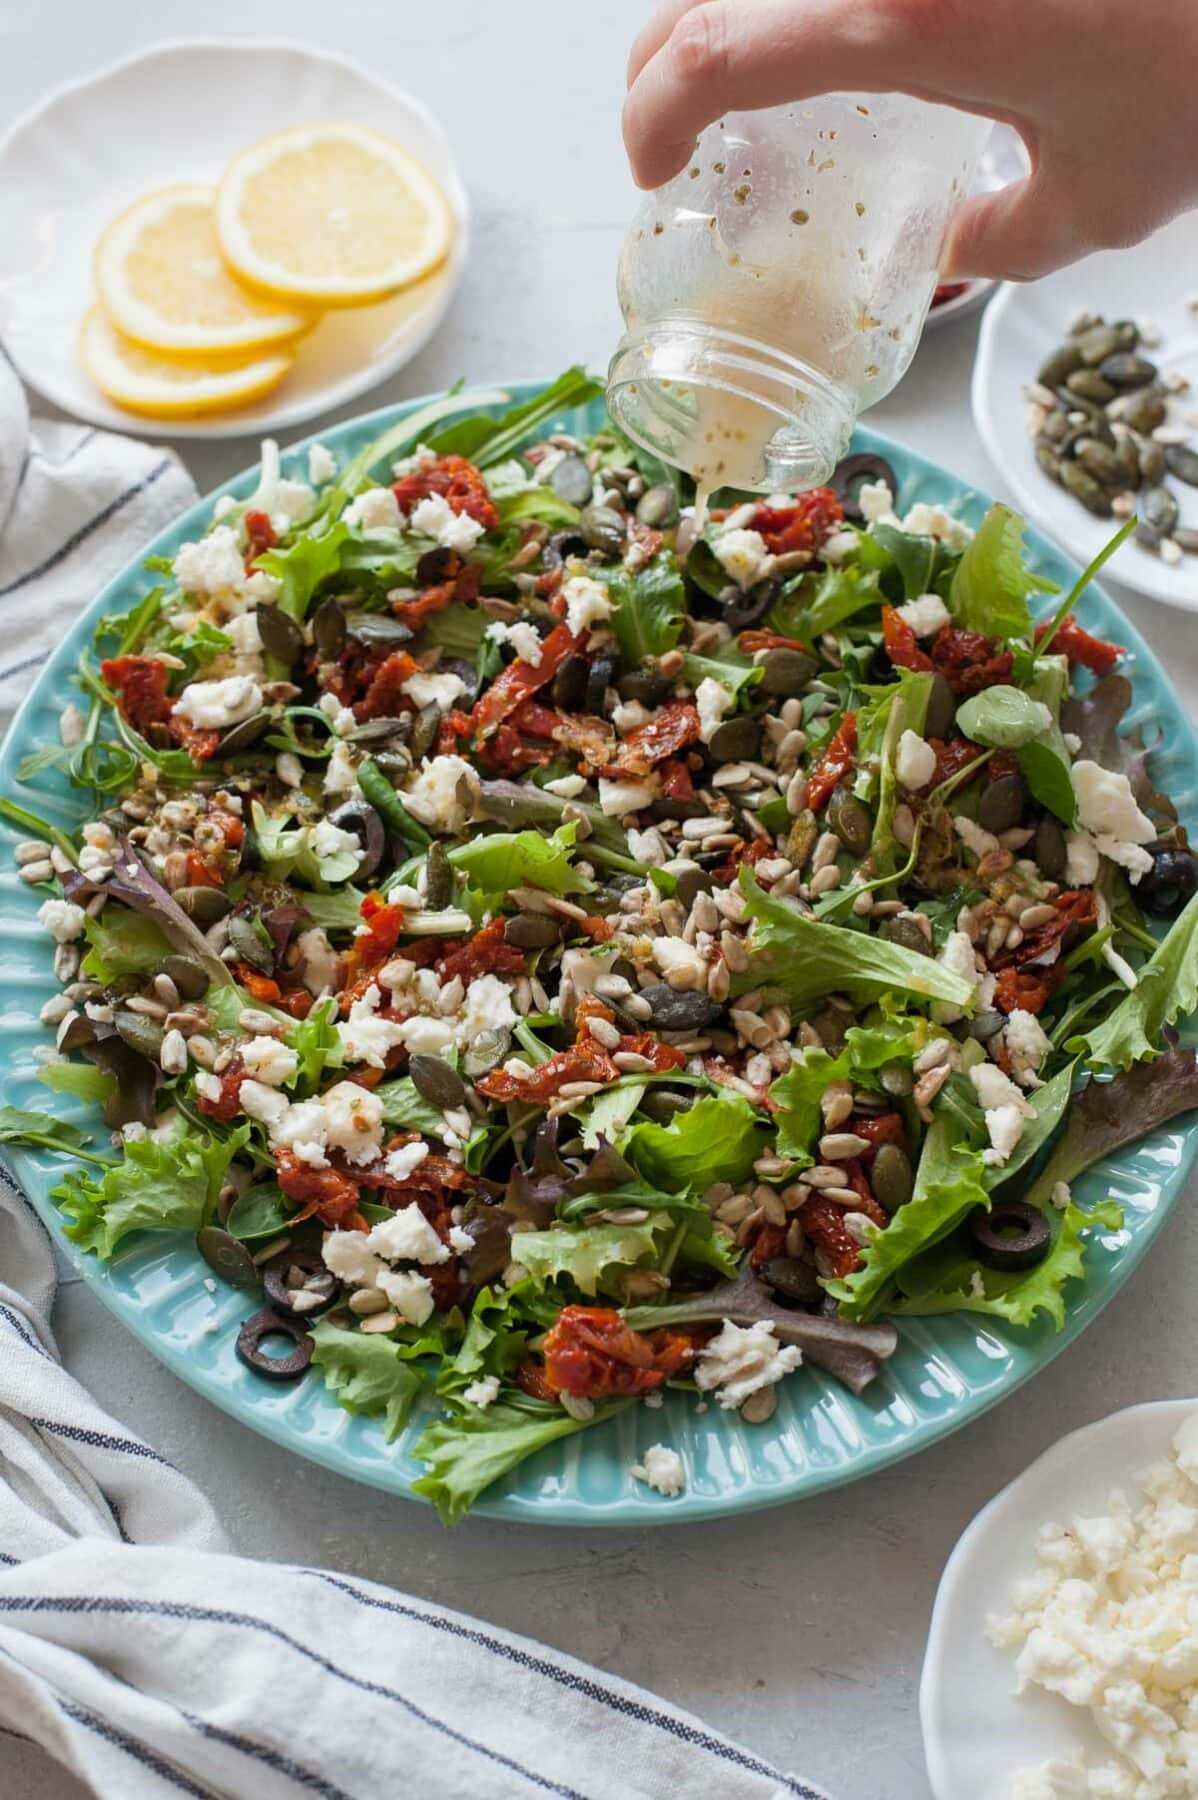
[921,1399,1198,1799]
[973,211,1198,611]
[0,39,469,439]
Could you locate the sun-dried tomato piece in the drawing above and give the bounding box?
[658,757,697,802]
[840,1160,889,1228]
[210,808,245,849]
[515,1357,559,1402]
[614,1033,686,1072]
[1035,615,1125,675]
[850,1112,909,1161]
[540,1305,702,1399]
[990,888,1097,970]
[881,606,934,674]
[807,712,858,811]
[196,1058,245,1122]
[476,1037,619,1103]
[390,555,483,632]
[276,1151,364,1231]
[475,722,555,775]
[392,453,499,531]
[929,736,985,787]
[437,707,473,755]
[243,510,277,561]
[354,650,420,722]
[988,749,1021,780]
[799,1195,863,1279]
[101,655,174,731]
[604,701,700,777]
[437,918,526,984]
[471,623,585,740]
[750,1222,788,1268]
[930,626,1014,697]
[750,488,843,554]
[994,966,1063,1015]
[709,835,772,887]
[738,630,808,655]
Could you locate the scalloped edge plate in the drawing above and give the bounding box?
[2,385,1197,1525]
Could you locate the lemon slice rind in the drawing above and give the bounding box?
[79,306,294,418]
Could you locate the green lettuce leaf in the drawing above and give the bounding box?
[413,1395,622,1526]
[510,1219,664,1297]
[421,602,490,664]
[81,909,173,982]
[580,1080,646,1149]
[736,869,976,1015]
[53,1124,249,1259]
[606,553,686,663]
[0,1105,102,1159]
[680,644,761,700]
[869,523,949,603]
[1070,893,1198,1069]
[892,1196,1123,1329]
[768,562,882,642]
[374,1076,445,1135]
[285,998,343,1091]
[449,824,585,901]
[769,1049,848,1161]
[310,1321,428,1441]
[435,1285,528,1396]
[623,1090,770,1194]
[425,367,603,468]
[37,1061,117,1106]
[224,1182,290,1242]
[495,487,581,528]
[257,523,349,621]
[949,504,1052,639]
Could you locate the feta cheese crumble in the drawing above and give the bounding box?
[1071,762,1156,884]
[401,668,468,711]
[695,676,735,744]
[172,526,247,597]
[341,486,401,533]
[896,728,937,791]
[992,1409,1198,1798]
[307,442,337,485]
[485,618,544,666]
[239,1035,299,1088]
[598,775,659,817]
[402,755,480,835]
[409,492,485,554]
[561,574,613,636]
[367,1199,446,1265]
[173,676,262,731]
[1004,1009,1053,1090]
[693,1320,802,1409]
[463,1375,501,1410]
[969,1062,1036,1165]
[338,984,407,1069]
[713,527,769,589]
[896,593,951,638]
[37,899,86,944]
[630,1444,686,1498]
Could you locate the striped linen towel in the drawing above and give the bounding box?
[0,370,826,1800]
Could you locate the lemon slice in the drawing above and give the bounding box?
[94,184,314,357]
[79,306,294,418]
[215,123,454,307]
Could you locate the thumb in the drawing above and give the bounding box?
[942,172,1080,283]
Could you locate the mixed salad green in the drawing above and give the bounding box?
[7,370,1198,1522]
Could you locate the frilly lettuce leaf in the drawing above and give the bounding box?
[510,1219,664,1297]
[623,1089,770,1194]
[256,522,349,622]
[770,1049,847,1162]
[435,1286,528,1398]
[449,823,586,903]
[1069,893,1198,1070]
[285,998,343,1092]
[736,869,976,1015]
[310,1320,429,1441]
[53,1123,249,1260]
[413,1396,624,1527]
[606,553,686,663]
[949,503,1054,639]
[80,908,173,982]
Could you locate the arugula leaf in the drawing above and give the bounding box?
[949,504,1053,638]
[1070,893,1198,1069]
[374,1077,445,1135]
[425,367,603,468]
[956,685,1051,750]
[413,1396,622,1526]
[827,1114,989,1320]
[511,1219,664,1297]
[893,1196,1123,1329]
[81,909,173,983]
[606,554,685,663]
[449,824,585,902]
[623,1089,770,1194]
[257,524,349,622]
[0,1105,103,1160]
[53,1125,249,1259]
[37,1061,117,1106]
[737,868,976,1015]
[310,1321,428,1441]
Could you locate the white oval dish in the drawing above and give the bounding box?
[921,1398,1198,1799]
[973,211,1198,611]
[0,39,469,439]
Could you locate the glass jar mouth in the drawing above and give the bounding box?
[606,318,854,492]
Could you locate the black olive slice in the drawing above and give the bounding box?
[830,452,898,523]
[262,1249,337,1317]
[968,1200,1052,1272]
[1141,846,1198,919]
[235,1306,313,1379]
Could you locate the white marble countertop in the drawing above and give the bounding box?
[6,7,1198,1798]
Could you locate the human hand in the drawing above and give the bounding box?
[622,0,1198,281]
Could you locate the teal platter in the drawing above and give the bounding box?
[2,382,1195,1525]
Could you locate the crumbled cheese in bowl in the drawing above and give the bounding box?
[992,1410,1198,1797]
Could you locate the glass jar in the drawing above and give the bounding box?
[608,95,990,496]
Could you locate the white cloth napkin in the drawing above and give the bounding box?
[0,373,826,1800]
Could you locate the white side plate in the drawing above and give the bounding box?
[973,213,1198,610]
[921,1398,1198,1798]
[0,39,469,439]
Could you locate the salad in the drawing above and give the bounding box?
[7,370,1198,1524]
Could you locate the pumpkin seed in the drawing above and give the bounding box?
[1037,345,1083,388]
[174,885,233,925]
[827,790,872,855]
[1098,352,1156,391]
[763,1256,820,1301]
[977,773,1026,834]
[1059,461,1111,516]
[162,954,210,1001]
[967,1008,1006,1043]
[1137,486,1180,546]
[673,865,712,909]
[1040,409,1072,446]
[113,1008,165,1060]
[552,651,589,712]
[424,841,452,910]
[886,916,930,957]
[870,1143,913,1214]
[1118,389,1167,434]
[1075,322,1124,366]
[408,703,440,760]
[215,711,272,757]
[635,483,678,527]
[503,912,561,949]
[786,811,819,867]
[196,1226,259,1289]
[578,504,627,557]
[410,1054,468,1111]
[1164,445,1198,488]
[1034,816,1067,882]
[345,611,414,648]
[1172,528,1198,553]
[1074,438,1128,487]
[549,454,594,507]
[924,672,956,740]
[256,603,306,664]
[758,646,818,695]
[708,714,762,763]
[1035,443,1065,485]
[639,1089,695,1125]
[1133,434,1167,483]
[1066,368,1115,403]
[462,1027,511,1078]
[312,597,346,659]
[641,984,723,1030]
[227,914,274,974]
